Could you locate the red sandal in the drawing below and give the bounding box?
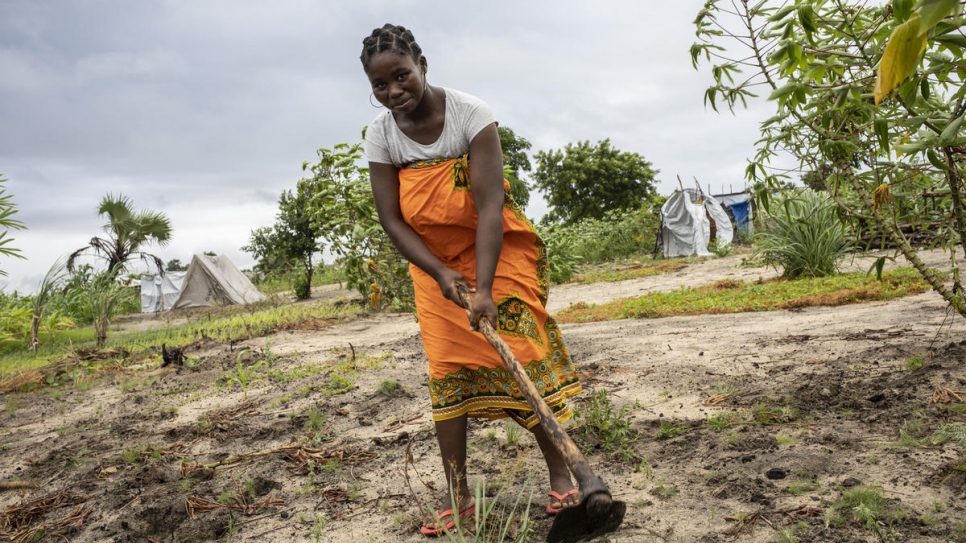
[546,489,579,515]
[420,504,476,536]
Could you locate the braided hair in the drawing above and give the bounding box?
[360,24,423,69]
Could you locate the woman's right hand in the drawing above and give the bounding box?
[436,268,473,309]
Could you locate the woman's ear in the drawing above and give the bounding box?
[419,55,428,73]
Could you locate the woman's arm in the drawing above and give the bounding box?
[467,122,505,331]
[369,162,471,307]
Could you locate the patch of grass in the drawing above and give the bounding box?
[775,431,799,447]
[905,355,926,371]
[555,267,928,323]
[833,486,890,531]
[180,478,198,491]
[305,408,326,433]
[931,423,966,446]
[325,373,354,395]
[785,479,820,495]
[504,420,523,446]
[650,479,678,499]
[378,379,400,397]
[2,299,365,378]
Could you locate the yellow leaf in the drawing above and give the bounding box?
[369,292,381,309]
[872,184,891,211]
[874,14,928,105]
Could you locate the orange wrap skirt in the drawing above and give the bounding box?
[398,155,582,428]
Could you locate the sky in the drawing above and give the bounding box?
[0,0,780,293]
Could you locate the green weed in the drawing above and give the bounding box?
[305,407,326,433]
[905,355,926,371]
[573,390,638,461]
[785,480,820,495]
[378,379,400,397]
[655,421,682,440]
[325,374,354,395]
[504,420,523,446]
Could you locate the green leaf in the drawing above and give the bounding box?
[833,86,851,109]
[874,118,891,154]
[916,0,959,32]
[927,149,949,170]
[939,114,964,145]
[875,14,928,105]
[867,256,887,281]
[894,0,915,21]
[769,82,798,101]
[768,5,797,22]
[920,78,930,100]
[933,33,966,49]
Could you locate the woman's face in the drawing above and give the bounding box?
[365,51,427,114]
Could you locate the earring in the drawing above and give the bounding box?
[369,93,383,108]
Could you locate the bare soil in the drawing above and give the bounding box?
[2,250,965,543]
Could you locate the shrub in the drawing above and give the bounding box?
[754,190,853,278]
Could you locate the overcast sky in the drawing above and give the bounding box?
[0,0,779,293]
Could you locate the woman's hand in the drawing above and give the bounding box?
[436,267,473,309]
[466,289,497,332]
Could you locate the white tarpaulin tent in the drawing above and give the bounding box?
[171,254,265,309]
[659,188,733,258]
[140,271,186,313]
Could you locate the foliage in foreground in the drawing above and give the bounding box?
[555,267,928,324]
[755,190,854,278]
[693,0,966,317]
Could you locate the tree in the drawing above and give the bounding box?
[276,186,324,299]
[0,175,26,276]
[304,142,413,310]
[165,259,188,272]
[68,193,173,277]
[242,227,289,280]
[498,126,534,209]
[693,0,966,317]
[532,139,659,225]
[30,258,71,350]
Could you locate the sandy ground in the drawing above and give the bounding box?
[1,249,966,542]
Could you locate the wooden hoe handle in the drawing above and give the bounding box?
[457,288,607,494]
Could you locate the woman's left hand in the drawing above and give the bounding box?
[467,290,497,332]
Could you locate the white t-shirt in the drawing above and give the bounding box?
[364,88,496,167]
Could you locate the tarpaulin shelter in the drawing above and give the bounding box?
[140,271,186,313]
[170,254,265,309]
[659,188,733,258]
[713,191,755,239]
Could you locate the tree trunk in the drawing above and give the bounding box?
[864,196,965,318]
[29,315,40,351]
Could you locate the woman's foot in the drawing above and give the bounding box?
[420,496,475,536]
[547,474,579,515]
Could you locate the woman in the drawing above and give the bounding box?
[360,23,582,536]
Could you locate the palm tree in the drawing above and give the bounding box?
[30,258,70,350]
[68,193,173,276]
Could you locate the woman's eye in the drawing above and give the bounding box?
[396,72,409,81]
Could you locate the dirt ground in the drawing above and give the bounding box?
[2,249,966,542]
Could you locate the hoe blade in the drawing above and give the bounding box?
[546,498,626,543]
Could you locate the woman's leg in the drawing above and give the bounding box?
[531,423,580,509]
[427,414,473,523]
